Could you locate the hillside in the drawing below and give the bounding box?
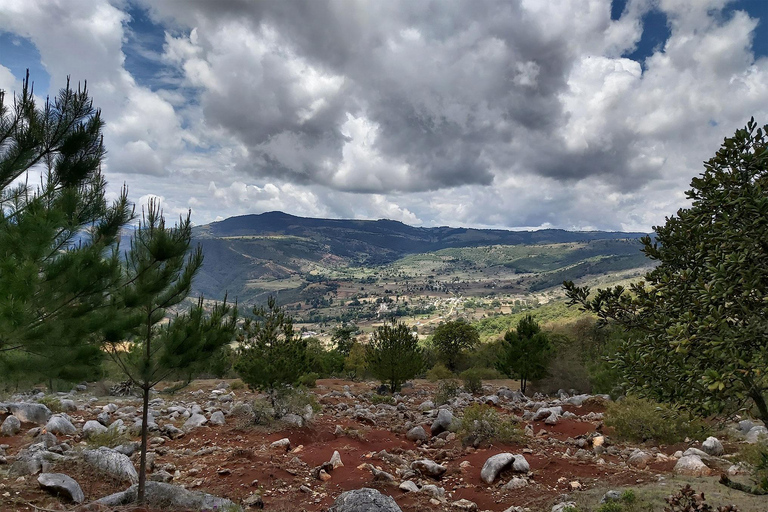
[190,212,651,324]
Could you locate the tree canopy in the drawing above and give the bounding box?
[565,119,768,423]
[366,320,424,392]
[431,318,479,372]
[0,74,132,387]
[496,314,551,394]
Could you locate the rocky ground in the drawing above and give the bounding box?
[1,379,767,512]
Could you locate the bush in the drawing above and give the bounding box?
[460,368,484,394]
[86,428,130,449]
[426,363,454,382]
[457,403,522,447]
[370,394,395,405]
[37,396,64,413]
[434,379,460,406]
[605,396,709,444]
[736,441,768,492]
[229,379,245,390]
[298,372,319,388]
[272,386,321,419]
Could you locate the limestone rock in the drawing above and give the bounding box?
[411,459,447,478]
[399,481,419,492]
[452,498,478,511]
[330,450,344,469]
[10,403,52,425]
[674,455,711,477]
[746,426,768,444]
[431,409,455,435]
[38,473,84,503]
[83,447,139,484]
[503,477,528,490]
[82,420,108,438]
[209,411,226,426]
[627,450,652,469]
[406,425,428,442]
[95,481,241,511]
[701,436,724,456]
[1,415,21,436]
[329,488,402,512]
[183,413,207,430]
[480,453,529,484]
[44,415,76,436]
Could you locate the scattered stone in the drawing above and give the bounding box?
[38,473,84,503]
[406,425,429,442]
[270,438,291,451]
[183,413,208,430]
[82,420,108,438]
[44,415,77,436]
[627,450,652,469]
[674,455,711,477]
[328,488,402,512]
[95,481,241,511]
[601,490,621,503]
[701,436,724,456]
[480,453,529,484]
[282,413,304,427]
[370,466,396,483]
[399,481,419,493]
[411,459,447,478]
[209,411,226,426]
[552,502,577,512]
[9,403,52,425]
[420,484,445,498]
[746,426,768,444]
[83,447,139,484]
[503,477,528,490]
[431,409,455,435]
[452,498,478,511]
[149,470,174,483]
[330,450,344,469]
[1,415,21,436]
[243,493,264,508]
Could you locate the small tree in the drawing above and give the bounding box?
[431,319,479,372]
[496,315,551,394]
[366,320,424,392]
[344,341,367,380]
[331,323,357,356]
[102,200,237,503]
[234,296,308,398]
[0,74,132,387]
[565,119,768,423]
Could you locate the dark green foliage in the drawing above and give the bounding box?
[365,320,424,392]
[457,403,523,447]
[343,341,367,380]
[434,379,460,405]
[0,75,132,386]
[426,363,454,381]
[431,319,479,372]
[605,396,708,444]
[460,367,484,394]
[565,120,768,423]
[496,315,552,394]
[235,296,308,392]
[305,337,344,377]
[103,201,238,502]
[331,323,357,356]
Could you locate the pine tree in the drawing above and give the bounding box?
[0,73,132,388]
[366,320,424,392]
[496,315,552,394]
[102,200,237,503]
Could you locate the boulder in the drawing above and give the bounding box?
[627,450,652,469]
[503,477,528,490]
[95,481,241,511]
[58,399,77,412]
[406,426,429,442]
[282,413,304,427]
[738,419,754,434]
[431,409,455,435]
[701,436,724,456]
[399,481,419,492]
[480,453,529,484]
[83,447,139,484]
[674,455,711,477]
[44,415,76,436]
[38,473,84,503]
[552,503,577,512]
[82,420,108,438]
[9,403,52,425]
[411,459,447,478]
[329,488,402,512]
[209,411,226,426]
[1,415,21,436]
[183,413,207,430]
[746,426,768,444]
[330,450,344,469]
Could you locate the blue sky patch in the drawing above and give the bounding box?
[0,32,49,94]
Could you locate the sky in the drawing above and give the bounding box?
[1,0,767,232]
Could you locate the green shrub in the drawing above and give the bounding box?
[229,379,245,390]
[736,441,768,492]
[426,363,454,382]
[595,503,623,512]
[434,379,461,406]
[457,403,522,447]
[273,386,320,418]
[37,396,64,413]
[298,372,319,388]
[460,368,484,394]
[605,396,709,444]
[370,393,395,405]
[86,428,130,449]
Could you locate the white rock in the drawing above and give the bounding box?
[674,455,711,477]
[701,436,724,456]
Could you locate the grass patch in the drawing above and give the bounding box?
[37,395,64,413]
[86,428,131,449]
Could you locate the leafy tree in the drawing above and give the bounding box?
[331,323,357,356]
[366,320,424,392]
[431,318,479,371]
[234,296,308,396]
[305,337,344,377]
[102,200,237,503]
[496,315,552,394]
[343,341,367,380]
[564,119,768,423]
[0,74,132,386]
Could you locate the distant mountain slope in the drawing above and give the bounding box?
[191,211,650,304]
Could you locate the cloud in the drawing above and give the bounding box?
[2,0,768,232]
